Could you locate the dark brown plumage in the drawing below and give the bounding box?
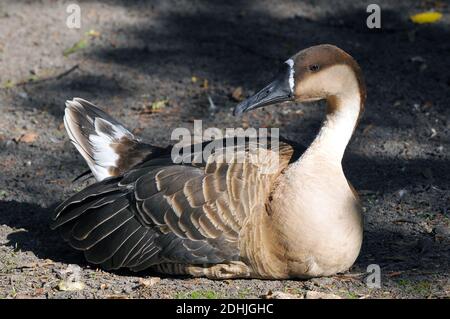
[53,100,303,273]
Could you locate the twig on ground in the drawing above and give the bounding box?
[15,65,79,87]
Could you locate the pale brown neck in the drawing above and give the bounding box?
[301,92,362,164]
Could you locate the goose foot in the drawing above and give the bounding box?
[153,262,252,279]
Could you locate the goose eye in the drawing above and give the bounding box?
[309,64,320,72]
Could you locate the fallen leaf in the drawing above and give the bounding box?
[33,288,45,296]
[141,100,168,113]
[57,280,85,291]
[305,291,341,299]
[1,80,15,89]
[263,290,302,299]
[138,277,161,287]
[419,221,434,234]
[202,79,209,89]
[86,29,101,38]
[231,87,244,101]
[63,39,88,57]
[150,99,168,111]
[410,11,442,24]
[191,76,198,83]
[17,132,38,143]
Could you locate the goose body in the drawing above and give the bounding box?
[52,44,365,279]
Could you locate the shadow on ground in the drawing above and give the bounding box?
[0,201,85,265]
[9,4,450,122]
[2,198,449,280]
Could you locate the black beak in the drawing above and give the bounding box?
[234,64,294,116]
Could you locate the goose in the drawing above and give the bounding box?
[52,44,365,279]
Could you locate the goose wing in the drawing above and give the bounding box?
[51,137,302,271]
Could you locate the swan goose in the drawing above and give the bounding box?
[52,44,365,279]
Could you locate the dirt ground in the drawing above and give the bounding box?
[0,0,449,299]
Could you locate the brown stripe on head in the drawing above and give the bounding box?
[290,44,366,117]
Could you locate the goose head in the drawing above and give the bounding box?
[234,44,366,115]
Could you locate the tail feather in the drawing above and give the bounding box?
[64,98,155,181]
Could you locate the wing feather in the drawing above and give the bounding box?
[53,137,303,271]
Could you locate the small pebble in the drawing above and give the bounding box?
[18,92,28,99]
[398,189,408,198]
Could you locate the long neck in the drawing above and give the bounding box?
[302,92,362,164]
